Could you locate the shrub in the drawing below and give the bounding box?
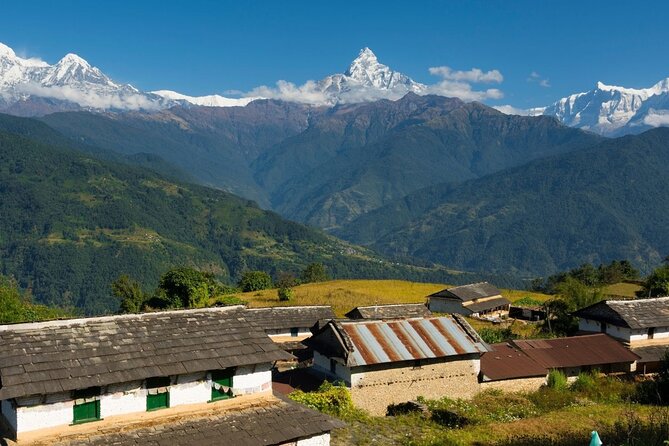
[547,370,568,390]
[238,270,273,292]
[213,295,247,306]
[527,386,576,412]
[288,381,356,417]
[278,287,294,302]
[513,296,544,307]
[478,327,517,344]
[570,371,596,393]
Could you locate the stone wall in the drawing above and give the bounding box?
[296,432,331,446]
[348,356,480,415]
[480,376,546,393]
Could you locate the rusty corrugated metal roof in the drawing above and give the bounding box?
[339,316,488,366]
[511,334,640,369]
[481,343,548,381]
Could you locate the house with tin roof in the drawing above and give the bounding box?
[306,315,489,415]
[345,303,431,320]
[480,334,640,392]
[427,282,510,317]
[574,297,669,373]
[0,307,343,445]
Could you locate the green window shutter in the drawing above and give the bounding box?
[211,369,235,401]
[73,400,100,424]
[146,391,170,411]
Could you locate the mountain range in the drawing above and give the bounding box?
[0,40,668,298]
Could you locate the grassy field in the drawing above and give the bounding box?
[603,282,642,298]
[332,402,659,446]
[228,279,551,317]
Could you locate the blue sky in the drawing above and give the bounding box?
[1,0,667,108]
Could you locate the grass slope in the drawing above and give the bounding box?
[232,279,550,317]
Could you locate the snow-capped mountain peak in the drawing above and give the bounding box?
[0,42,16,58]
[543,77,669,135]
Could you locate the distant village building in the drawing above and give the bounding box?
[344,303,431,320]
[427,282,510,317]
[480,334,639,391]
[574,297,669,373]
[246,306,335,341]
[306,315,489,415]
[245,305,336,367]
[0,307,343,444]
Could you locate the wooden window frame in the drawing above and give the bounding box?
[210,369,235,402]
[145,377,171,411]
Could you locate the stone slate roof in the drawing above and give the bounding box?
[631,345,669,365]
[0,307,293,400]
[463,297,511,314]
[245,306,335,331]
[429,282,502,302]
[14,395,346,446]
[573,297,669,329]
[345,303,431,320]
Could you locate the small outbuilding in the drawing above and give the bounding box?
[480,342,548,392]
[345,303,431,320]
[306,315,489,415]
[427,282,510,317]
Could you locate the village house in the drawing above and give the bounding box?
[573,297,669,373]
[427,282,511,317]
[245,305,336,368]
[0,306,343,445]
[480,334,640,390]
[344,303,431,320]
[306,315,489,415]
[246,305,336,342]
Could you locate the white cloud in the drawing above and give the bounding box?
[528,71,551,88]
[247,80,331,105]
[428,66,503,84]
[643,110,669,127]
[18,83,161,110]
[493,105,547,116]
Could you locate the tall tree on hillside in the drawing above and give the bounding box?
[638,265,669,298]
[301,262,329,284]
[112,275,146,314]
[156,267,220,309]
[238,270,273,292]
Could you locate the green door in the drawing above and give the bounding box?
[211,369,234,401]
[147,391,170,411]
[73,400,100,424]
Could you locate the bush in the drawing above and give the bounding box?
[288,381,355,417]
[278,287,294,302]
[478,327,517,344]
[527,386,576,412]
[570,371,596,393]
[213,295,247,306]
[547,370,568,390]
[238,270,273,292]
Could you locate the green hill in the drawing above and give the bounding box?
[336,127,669,276]
[0,117,504,314]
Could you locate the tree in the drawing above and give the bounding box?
[277,287,294,302]
[111,275,146,314]
[157,267,219,309]
[555,276,603,310]
[0,275,25,323]
[638,265,669,298]
[301,262,329,284]
[238,270,272,292]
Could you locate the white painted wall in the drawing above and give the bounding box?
[100,381,145,419]
[170,373,211,407]
[428,298,469,315]
[312,351,351,385]
[297,432,331,446]
[579,318,669,345]
[16,394,73,433]
[9,363,276,436]
[1,399,17,433]
[233,364,273,395]
[268,327,312,338]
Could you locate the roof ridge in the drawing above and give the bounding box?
[246,305,333,310]
[0,305,246,332]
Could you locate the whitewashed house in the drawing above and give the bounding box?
[427,282,510,317]
[574,297,669,373]
[306,315,489,415]
[0,306,344,444]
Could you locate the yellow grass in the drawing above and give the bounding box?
[603,282,642,298]
[230,279,551,318]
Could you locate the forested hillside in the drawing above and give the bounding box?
[337,128,669,276]
[0,120,499,314]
